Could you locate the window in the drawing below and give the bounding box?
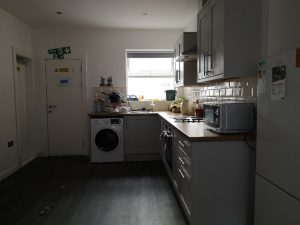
[126,51,174,100]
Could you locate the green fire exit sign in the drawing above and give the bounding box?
[48,46,71,59]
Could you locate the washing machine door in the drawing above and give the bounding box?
[95,128,119,152]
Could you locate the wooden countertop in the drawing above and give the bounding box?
[88,111,250,142]
[158,111,248,142]
[88,112,158,118]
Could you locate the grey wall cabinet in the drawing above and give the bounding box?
[174,32,197,87]
[197,0,261,83]
[124,115,160,161]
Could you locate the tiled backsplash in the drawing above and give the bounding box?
[177,76,257,103]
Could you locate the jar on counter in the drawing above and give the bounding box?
[180,99,189,115]
[194,99,204,118]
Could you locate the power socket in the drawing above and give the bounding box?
[8,141,14,148]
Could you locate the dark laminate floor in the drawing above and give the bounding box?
[0,157,188,225]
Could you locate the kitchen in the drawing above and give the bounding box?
[0,0,300,225]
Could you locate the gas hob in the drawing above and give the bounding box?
[173,116,203,123]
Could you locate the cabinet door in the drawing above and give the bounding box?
[210,0,224,77]
[197,9,210,81]
[174,42,182,86]
[172,130,180,189]
[124,116,160,154]
[178,37,184,86]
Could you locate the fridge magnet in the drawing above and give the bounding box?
[271,65,286,101]
[296,48,300,68]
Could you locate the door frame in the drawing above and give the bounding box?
[12,47,36,167]
[43,57,88,156]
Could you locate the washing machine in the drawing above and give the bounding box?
[90,118,124,162]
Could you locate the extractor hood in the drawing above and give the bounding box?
[176,46,197,62]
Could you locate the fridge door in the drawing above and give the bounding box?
[256,49,300,199]
[255,175,300,225]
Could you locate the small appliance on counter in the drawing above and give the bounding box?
[203,102,255,134]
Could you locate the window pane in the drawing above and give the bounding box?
[128,77,174,100]
[128,58,173,76]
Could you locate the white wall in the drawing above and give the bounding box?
[184,15,197,32]
[32,28,181,155]
[262,0,300,57]
[0,8,33,180]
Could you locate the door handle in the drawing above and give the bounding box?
[48,105,57,109]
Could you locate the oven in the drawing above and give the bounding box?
[160,123,173,170]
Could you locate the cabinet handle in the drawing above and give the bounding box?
[178,140,185,147]
[178,168,185,179]
[204,51,211,76]
[181,166,191,181]
[203,52,206,76]
[178,156,185,165]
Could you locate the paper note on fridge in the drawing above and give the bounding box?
[271,65,286,101]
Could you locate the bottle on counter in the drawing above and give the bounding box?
[191,102,198,116]
[94,92,104,113]
[194,99,204,118]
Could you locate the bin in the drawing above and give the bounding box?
[165,90,176,101]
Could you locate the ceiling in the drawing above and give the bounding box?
[0,0,198,29]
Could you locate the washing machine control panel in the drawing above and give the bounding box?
[91,118,123,126]
[111,118,122,125]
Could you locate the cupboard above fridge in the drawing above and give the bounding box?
[197,0,261,83]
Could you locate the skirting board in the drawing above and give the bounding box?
[21,155,37,167]
[0,155,37,182]
[125,153,161,162]
[0,164,19,182]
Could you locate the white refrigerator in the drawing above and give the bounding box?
[255,49,300,225]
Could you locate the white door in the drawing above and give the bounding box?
[45,59,84,155]
[15,63,31,163]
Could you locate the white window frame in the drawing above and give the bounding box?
[126,50,174,99]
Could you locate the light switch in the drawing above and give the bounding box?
[8,141,14,148]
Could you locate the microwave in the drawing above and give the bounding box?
[203,103,255,134]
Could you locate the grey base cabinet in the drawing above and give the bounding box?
[160,119,255,225]
[124,115,161,161]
